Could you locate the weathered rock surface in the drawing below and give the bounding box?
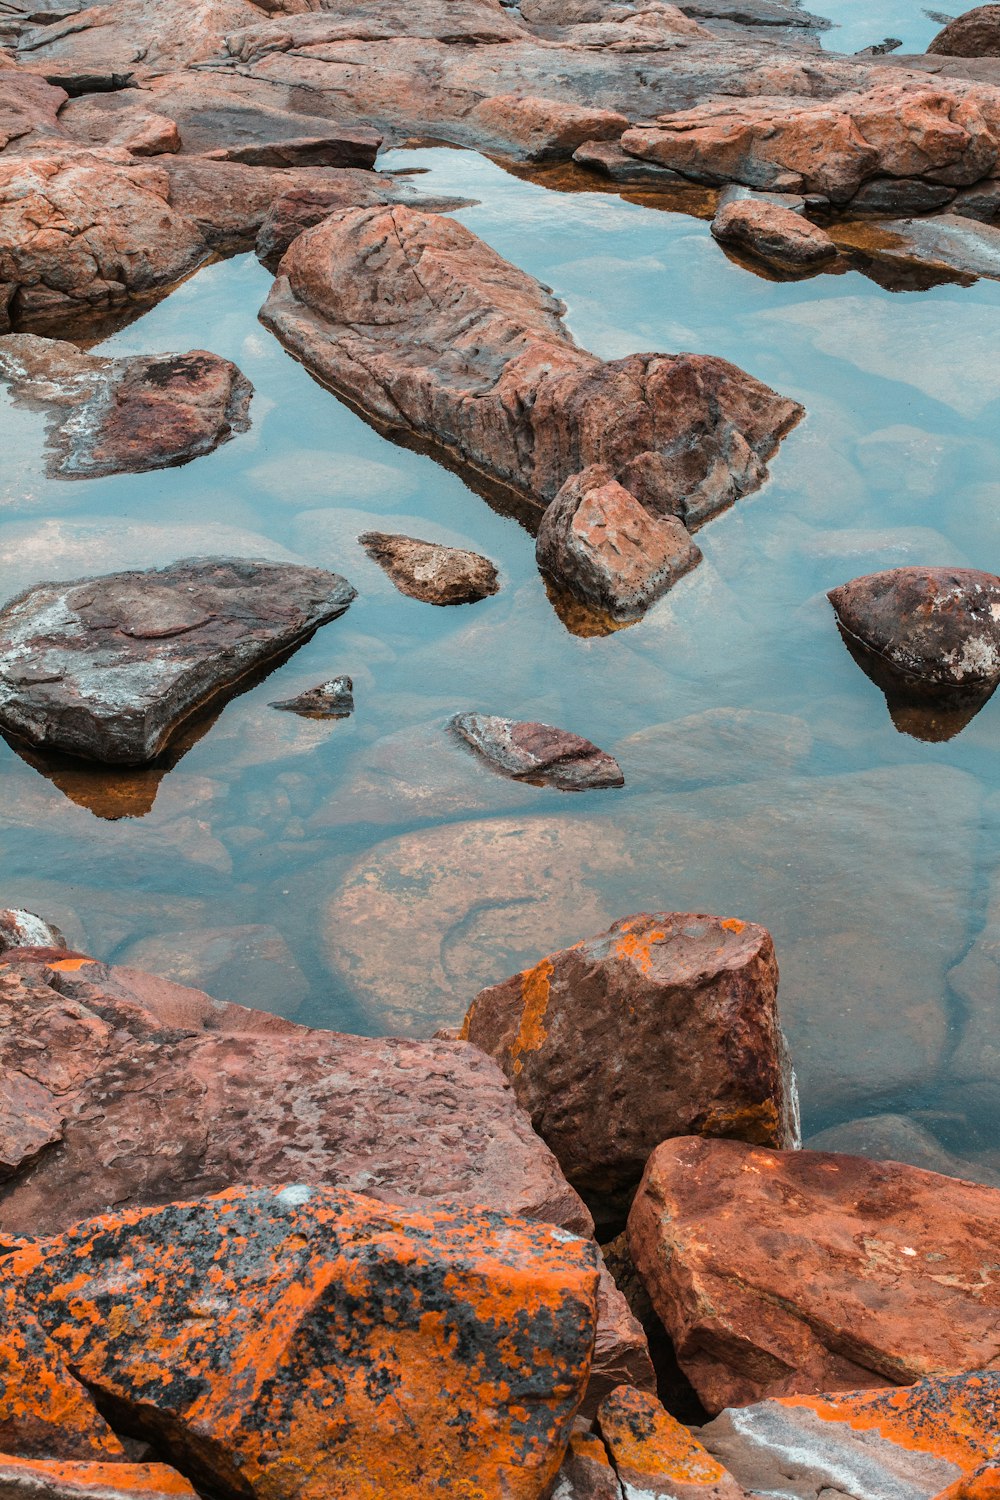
[840,212,1000,282]
[270,674,354,716]
[598,1386,748,1499]
[450,713,624,791]
[929,5,1000,56]
[0,908,66,953]
[536,465,701,621]
[467,93,628,160]
[260,205,802,526]
[711,198,838,270]
[572,138,693,184]
[552,1429,623,1500]
[628,1137,1000,1412]
[6,1185,601,1499]
[253,177,476,263]
[359,531,500,605]
[0,335,252,478]
[0,557,356,765]
[462,913,798,1223]
[0,1457,199,1498]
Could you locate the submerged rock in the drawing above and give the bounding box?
[711,197,838,271]
[271,675,354,717]
[450,713,624,791]
[929,4,1000,55]
[628,1137,1000,1412]
[0,335,252,478]
[0,557,356,764]
[359,531,500,605]
[461,913,798,1226]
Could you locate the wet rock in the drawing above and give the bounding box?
[711,197,838,269]
[536,465,701,621]
[0,335,252,478]
[0,908,66,953]
[359,531,500,605]
[461,912,797,1225]
[572,138,692,183]
[0,557,356,765]
[468,93,628,160]
[597,1386,747,1499]
[7,1184,601,1499]
[845,212,1000,281]
[849,175,957,212]
[450,713,624,791]
[0,1457,199,1498]
[929,4,1000,55]
[952,175,1000,219]
[628,1136,1000,1412]
[700,1372,1000,1500]
[260,205,802,527]
[271,675,354,717]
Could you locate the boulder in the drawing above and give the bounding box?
[359,531,500,605]
[0,1457,199,1498]
[710,198,838,270]
[115,923,311,1019]
[0,557,355,764]
[535,465,702,621]
[929,5,1000,56]
[461,913,798,1224]
[597,1386,748,1499]
[450,713,624,791]
[590,1264,658,1412]
[467,93,629,159]
[260,205,802,527]
[0,909,66,953]
[551,1429,623,1500]
[0,335,252,478]
[270,674,354,717]
[6,1184,601,1499]
[628,1137,1000,1412]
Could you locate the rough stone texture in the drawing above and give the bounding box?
[0,909,66,953]
[467,93,628,160]
[359,531,500,605]
[450,713,624,792]
[536,465,702,621]
[952,176,1000,219]
[13,0,290,71]
[598,1386,748,1499]
[5,1185,601,1500]
[0,1458,199,1498]
[700,1373,1000,1500]
[929,5,1000,57]
[461,913,798,1223]
[589,1264,657,1414]
[849,176,957,213]
[551,1430,623,1500]
[260,205,802,527]
[0,558,355,765]
[0,335,252,478]
[628,1137,1000,1413]
[0,68,68,151]
[270,674,354,717]
[841,212,1000,282]
[935,1464,1000,1500]
[711,198,838,270]
[572,138,693,183]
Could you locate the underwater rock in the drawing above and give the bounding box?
[359,532,500,605]
[450,713,624,791]
[929,4,1000,56]
[711,197,838,270]
[271,675,354,717]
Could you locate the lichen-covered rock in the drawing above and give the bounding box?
[929,5,1000,57]
[0,1457,199,1499]
[0,557,355,764]
[450,714,624,791]
[461,913,798,1224]
[597,1386,748,1499]
[711,198,838,270]
[6,1185,602,1500]
[0,335,252,478]
[628,1137,1000,1413]
[359,532,500,605]
[551,1429,623,1500]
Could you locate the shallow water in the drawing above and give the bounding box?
[817,0,941,55]
[4,146,1000,1164]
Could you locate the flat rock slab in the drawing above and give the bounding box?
[711,198,838,271]
[0,1457,199,1498]
[359,531,500,604]
[0,334,252,477]
[0,557,356,764]
[451,713,624,791]
[839,213,1000,282]
[628,1137,1000,1413]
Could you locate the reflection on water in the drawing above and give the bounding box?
[815,0,943,54]
[2,148,1000,1170]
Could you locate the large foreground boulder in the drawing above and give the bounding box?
[5,1185,601,1499]
[929,5,1000,57]
[0,557,356,764]
[461,913,798,1225]
[628,1137,1000,1413]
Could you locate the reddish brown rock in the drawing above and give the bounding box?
[7,1185,601,1500]
[260,205,802,527]
[551,1429,622,1500]
[934,1463,1000,1500]
[359,531,500,605]
[589,1263,657,1414]
[711,198,838,270]
[57,92,182,155]
[450,713,624,792]
[461,914,797,1223]
[628,1137,1000,1413]
[0,336,252,478]
[0,1457,199,1499]
[597,1386,748,1499]
[536,464,702,620]
[468,93,628,160]
[0,68,67,151]
[0,558,355,764]
[929,5,1000,57]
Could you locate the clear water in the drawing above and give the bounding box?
[817,0,943,55]
[4,147,1000,1168]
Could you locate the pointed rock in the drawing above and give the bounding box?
[271,675,354,718]
[360,532,499,605]
[450,713,623,791]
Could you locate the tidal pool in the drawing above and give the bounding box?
[3,147,1000,1169]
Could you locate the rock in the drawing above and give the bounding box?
[849,176,957,212]
[0,558,356,765]
[254,183,385,263]
[597,1386,748,1499]
[359,531,500,605]
[700,1372,1000,1500]
[806,1112,1000,1185]
[711,198,838,270]
[590,1262,657,1413]
[260,205,802,527]
[936,1464,1000,1500]
[461,913,798,1225]
[0,335,252,478]
[0,67,68,151]
[952,176,1000,219]
[6,1184,601,1499]
[715,182,807,212]
[57,92,182,154]
[468,93,629,159]
[929,4,1000,55]
[949,864,1000,1089]
[450,713,624,792]
[13,0,292,71]
[552,1429,623,1500]
[572,139,694,184]
[535,465,701,621]
[270,675,354,717]
[0,1457,199,1498]
[628,1137,1000,1412]
[841,213,1000,282]
[0,909,66,953]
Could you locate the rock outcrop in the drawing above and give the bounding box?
[0,558,356,764]
[359,532,500,605]
[711,198,838,271]
[450,713,624,791]
[929,5,1000,57]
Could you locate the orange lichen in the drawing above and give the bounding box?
[931,1462,1000,1499]
[510,958,554,1073]
[780,1375,999,1468]
[612,920,666,976]
[720,919,746,934]
[598,1386,730,1486]
[0,1456,198,1496]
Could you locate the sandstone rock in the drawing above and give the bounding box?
[711,198,838,270]
[253,180,394,263]
[0,1457,199,1498]
[0,558,355,765]
[551,1429,623,1500]
[450,713,624,791]
[536,465,701,621]
[0,909,65,953]
[270,674,354,717]
[930,5,1000,56]
[260,205,802,527]
[0,67,67,150]
[7,1184,601,1499]
[572,139,692,183]
[461,913,797,1223]
[0,335,252,478]
[468,93,628,160]
[628,1137,1000,1412]
[597,1386,748,1499]
[359,531,500,605]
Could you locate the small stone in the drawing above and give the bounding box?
[0,909,66,954]
[551,1429,623,1500]
[711,198,838,270]
[271,675,354,718]
[360,532,499,605]
[597,1386,748,1499]
[450,713,624,791]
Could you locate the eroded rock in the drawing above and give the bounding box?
[450,713,624,791]
[711,197,838,270]
[359,531,500,605]
[929,5,1000,56]
[597,1386,748,1499]
[467,93,628,160]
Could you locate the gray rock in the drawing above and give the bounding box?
[450,713,624,791]
[716,181,807,214]
[806,1113,1000,1185]
[271,675,354,718]
[952,176,1000,221]
[849,177,956,213]
[573,138,693,184]
[0,908,67,953]
[857,213,1000,281]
